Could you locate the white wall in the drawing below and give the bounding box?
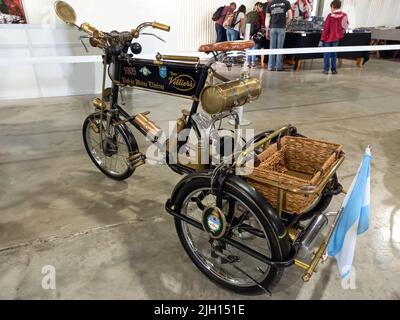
[0,23,106,99]
[0,0,258,100]
[321,0,400,28]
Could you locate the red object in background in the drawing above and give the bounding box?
[3,0,27,22]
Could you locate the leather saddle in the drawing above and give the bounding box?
[198,40,255,53]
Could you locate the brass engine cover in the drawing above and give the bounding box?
[200,78,262,115]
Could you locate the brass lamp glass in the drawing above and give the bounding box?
[54,1,77,25]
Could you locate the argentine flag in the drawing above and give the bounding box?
[328,147,371,279]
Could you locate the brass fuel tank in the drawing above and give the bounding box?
[200,77,261,115]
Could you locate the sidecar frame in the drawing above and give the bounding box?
[166,126,346,283]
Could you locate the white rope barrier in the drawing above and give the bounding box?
[0,55,102,66]
[0,45,399,66]
[246,44,400,56]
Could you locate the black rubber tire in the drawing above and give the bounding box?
[82,113,137,181]
[174,177,285,295]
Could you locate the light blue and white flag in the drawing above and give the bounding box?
[328,147,371,279]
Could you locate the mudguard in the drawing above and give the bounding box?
[115,119,140,154]
[167,170,291,259]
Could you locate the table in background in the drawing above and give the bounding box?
[283,31,372,71]
[371,28,400,59]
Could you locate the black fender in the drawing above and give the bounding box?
[167,170,291,259]
[113,115,139,154]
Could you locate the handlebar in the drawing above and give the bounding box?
[76,20,170,51]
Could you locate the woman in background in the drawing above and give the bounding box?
[227,5,247,41]
[291,0,313,20]
[248,2,265,68]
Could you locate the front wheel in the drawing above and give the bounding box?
[82,112,138,181]
[174,177,286,294]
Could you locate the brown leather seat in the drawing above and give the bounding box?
[198,40,255,53]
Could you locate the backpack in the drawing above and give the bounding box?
[245,10,260,36]
[223,12,239,29]
[252,30,266,45]
[212,6,225,22]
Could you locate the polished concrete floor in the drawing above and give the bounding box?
[0,59,399,299]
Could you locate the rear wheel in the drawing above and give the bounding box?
[83,112,137,181]
[174,177,285,294]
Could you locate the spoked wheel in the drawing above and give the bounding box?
[83,112,137,181]
[174,178,285,294]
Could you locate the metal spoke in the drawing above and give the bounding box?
[85,115,131,176]
[180,188,272,288]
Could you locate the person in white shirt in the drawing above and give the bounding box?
[291,0,313,20]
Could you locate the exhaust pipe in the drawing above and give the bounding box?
[295,214,328,258]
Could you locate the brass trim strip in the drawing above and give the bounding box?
[156,53,200,63]
[237,125,291,164]
[294,259,310,271]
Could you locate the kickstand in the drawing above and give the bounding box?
[213,250,272,296]
[231,263,272,296]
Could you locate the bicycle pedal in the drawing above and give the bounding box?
[129,153,146,169]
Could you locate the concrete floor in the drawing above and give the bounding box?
[0,59,399,300]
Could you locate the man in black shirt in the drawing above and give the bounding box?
[265,0,292,71]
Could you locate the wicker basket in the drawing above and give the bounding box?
[248,136,343,214]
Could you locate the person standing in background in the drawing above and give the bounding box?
[257,2,265,30]
[265,0,292,71]
[214,2,237,43]
[262,0,272,66]
[248,2,264,68]
[320,0,349,74]
[226,5,246,41]
[262,1,272,16]
[0,0,9,14]
[291,0,313,20]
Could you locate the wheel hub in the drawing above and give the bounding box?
[102,137,118,157]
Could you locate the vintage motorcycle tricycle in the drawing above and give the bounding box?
[55,1,346,295]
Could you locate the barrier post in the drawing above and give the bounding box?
[229,24,252,127]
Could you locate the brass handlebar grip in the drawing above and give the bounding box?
[152,21,171,32]
[80,22,104,37]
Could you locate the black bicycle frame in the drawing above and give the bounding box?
[104,53,216,174]
[110,55,210,118]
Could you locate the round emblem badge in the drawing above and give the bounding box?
[202,207,227,239]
